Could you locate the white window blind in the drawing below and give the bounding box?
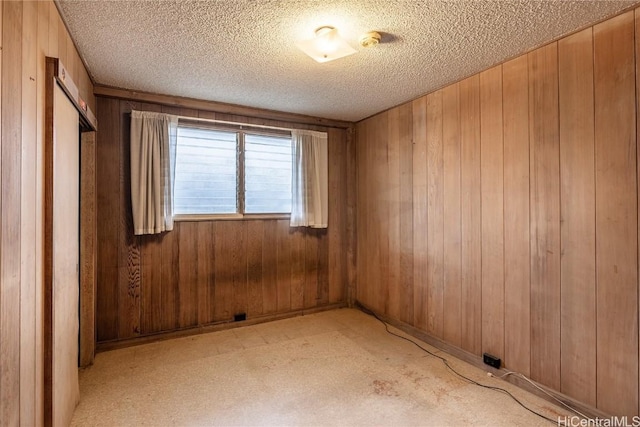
[174,127,237,214]
[244,134,292,214]
[173,124,293,217]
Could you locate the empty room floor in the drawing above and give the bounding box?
[71,308,570,426]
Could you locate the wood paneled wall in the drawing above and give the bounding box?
[95,96,353,343]
[356,9,639,417]
[0,1,94,425]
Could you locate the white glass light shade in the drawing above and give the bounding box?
[296,27,357,63]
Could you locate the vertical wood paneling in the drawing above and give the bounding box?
[387,107,401,318]
[160,223,179,329]
[20,2,37,423]
[480,65,504,360]
[178,223,198,327]
[47,2,57,58]
[636,10,640,414]
[355,6,640,418]
[346,127,357,305]
[56,14,66,69]
[277,219,292,312]
[317,229,329,306]
[426,91,444,338]
[356,120,368,306]
[213,222,234,321]
[558,28,596,406]
[80,132,97,368]
[387,103,414,323]
[140,233,163,333]
[459,75,482,355]
[232,222,248,317]
[290,229,305,310]
[594,11,638,416]
[0,1,95,423]
[97,98,351,345]
[328,128,346,304]
[502,55,531,376]
[442,83,462,347]
[96,97,120,341]
[247,220,264,317]
[304,229,319,308]
[528,42,561,390]
[372,112,389,313]
[118,101,141,338]
[197,221,215,324]
[262,222,278,314]
[35,3,49,422]
[412,96,428,330]
[397,104,414,325]
[1,1,22,424]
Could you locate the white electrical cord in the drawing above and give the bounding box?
[486,370,591,421]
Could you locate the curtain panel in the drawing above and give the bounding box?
[290,129,328,228]
[130,110,178,235]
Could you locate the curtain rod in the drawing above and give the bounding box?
[176,114,294,132]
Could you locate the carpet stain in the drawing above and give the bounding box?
[373,379,400,397]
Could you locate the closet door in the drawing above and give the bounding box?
[51,83,80,427]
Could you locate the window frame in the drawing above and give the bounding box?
[173,120,293,221]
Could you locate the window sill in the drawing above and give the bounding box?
[173,213,291,222]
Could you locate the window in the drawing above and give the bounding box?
[174,124,292,217]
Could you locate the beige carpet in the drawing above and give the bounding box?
[71,309,569,426]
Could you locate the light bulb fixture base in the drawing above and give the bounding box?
[360,31,381,48]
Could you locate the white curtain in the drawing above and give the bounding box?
[290,129,328,228]
[130,110,178,235]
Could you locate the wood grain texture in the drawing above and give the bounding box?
[247,220,265,316]
[558,28,596,407]
[442,83,462,347]
[356,119,369,306]
[1,2,22,425]
[637,9,640,415]
[0,2,96,423]
[178,223,199,328]
[459,75,482,356]
[387,108,401,318]
[277,220,292,312]
[528,42,561,390]
[95,97,350,343]
[397,104,414,325]
[328,128,346,304]
[80,131,97,368]
[426,91,444,338]
[35,3,49,423]
[96,97,120,341]
[354,6,640,418]
[356,121,373,310]
[118,100,142,338]
[412,96,428,331]
[594,11,638,417]
[20,2,37,424]
[479,65,504,360]
[502,55,531,376]
[262,221,278,314]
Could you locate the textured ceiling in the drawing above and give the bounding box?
[57,0,637,122]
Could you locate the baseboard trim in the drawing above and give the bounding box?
[96,302,348,353]
[354,300,612,421]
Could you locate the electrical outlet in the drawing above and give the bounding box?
[483,353,501,369]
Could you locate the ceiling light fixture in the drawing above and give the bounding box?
[296,26,357,63]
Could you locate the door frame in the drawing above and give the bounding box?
[43,57,97,426]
